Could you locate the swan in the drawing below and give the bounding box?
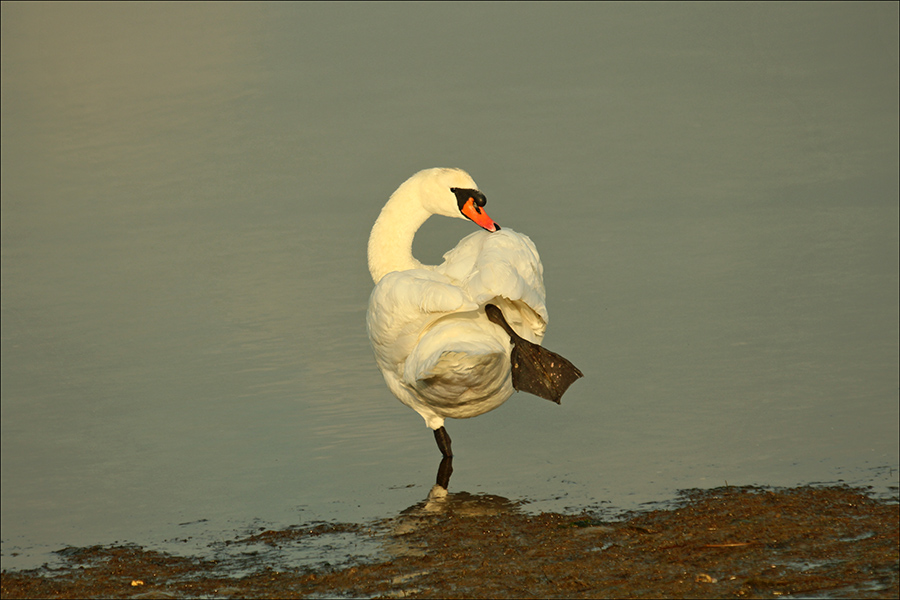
[366,168,582,460]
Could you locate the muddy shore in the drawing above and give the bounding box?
[2,484,897,599]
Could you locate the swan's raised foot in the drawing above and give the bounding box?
[511,341,584,403]
[433,426,453,458]
[485,304,584,404]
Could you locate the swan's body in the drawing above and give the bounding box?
[366,168,581,461]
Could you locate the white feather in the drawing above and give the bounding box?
[366,168,547,430]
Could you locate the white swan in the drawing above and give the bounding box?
[366,168,582,460]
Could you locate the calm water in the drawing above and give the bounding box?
[2,3,898,570]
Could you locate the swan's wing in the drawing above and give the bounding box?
[367,269,478,373]
[438,229,548,341]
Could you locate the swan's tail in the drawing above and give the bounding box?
[485,304,584,404]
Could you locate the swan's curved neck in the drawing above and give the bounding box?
[367,191,432,284]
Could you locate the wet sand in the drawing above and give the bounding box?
[2,485,897,599]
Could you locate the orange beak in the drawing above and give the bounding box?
[460,197,500,232]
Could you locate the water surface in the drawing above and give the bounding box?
[2,3,897,570]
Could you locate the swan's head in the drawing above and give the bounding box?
[410,168,500,232]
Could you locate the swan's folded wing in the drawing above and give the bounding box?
[367,269,478,372]
[439,229,548,339]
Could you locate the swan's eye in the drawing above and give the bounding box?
[452,187,487,213]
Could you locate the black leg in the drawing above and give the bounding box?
[436,456,453,489]
[433,426,453,457]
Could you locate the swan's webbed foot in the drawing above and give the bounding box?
[433,426,453,458]
[485,304,584,403]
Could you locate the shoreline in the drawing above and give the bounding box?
[2,484,898,599]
